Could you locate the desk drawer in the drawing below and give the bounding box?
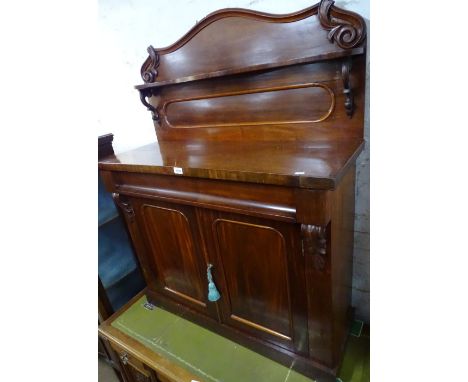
[112,342,149,377]
[110,342,176,382]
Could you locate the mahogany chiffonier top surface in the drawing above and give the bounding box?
[98,139,364,190]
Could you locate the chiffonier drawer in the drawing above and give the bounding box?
[111,172,297,222]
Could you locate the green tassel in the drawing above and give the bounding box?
[207,264,221,302]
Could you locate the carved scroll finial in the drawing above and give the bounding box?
[318,0,366,49]
[301,224,328,271]
[141,45,160,83]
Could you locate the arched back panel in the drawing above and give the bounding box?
[136,0,367,142]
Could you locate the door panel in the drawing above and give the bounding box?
[206,211,308,353]
[131,198,214,317]
[141,204,204,302]
[214,219,291,339]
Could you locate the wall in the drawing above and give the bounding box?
[97,0,370,323]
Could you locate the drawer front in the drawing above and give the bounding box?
[111,172,297,223]
[111,343,184,382]
[125,365,153,382]
[112,343,149,376]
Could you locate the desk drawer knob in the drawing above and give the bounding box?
[120,352,129,365]
[207,264,221,302]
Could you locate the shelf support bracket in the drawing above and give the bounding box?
[342,57,354,118]
[138,88,160,122]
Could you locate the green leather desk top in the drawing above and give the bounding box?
[108,295,369,382]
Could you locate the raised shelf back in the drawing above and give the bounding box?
[136,0,367,143]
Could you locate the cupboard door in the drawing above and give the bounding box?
[131,198,215,318]
[206,212,308,354]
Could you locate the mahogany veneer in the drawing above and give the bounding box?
[99,1,367,380]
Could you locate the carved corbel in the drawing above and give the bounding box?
[318,0,366,49]
[141,45,160,83]
[301,224,328,271]
[112,193,135,221]
[139,88,160,122]
[342,57,354,117]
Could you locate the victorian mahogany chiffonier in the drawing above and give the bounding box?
[98,1,367,380]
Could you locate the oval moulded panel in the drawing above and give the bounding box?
[163,83,335,128]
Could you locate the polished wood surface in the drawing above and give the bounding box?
[131,197,218,320]
[138,1,365,87]
[136,0,366,143]
[104,173,357,379]
[143,58,366,142]
[99,139,364,190]
[99,1,367,379]
[163,83,335,127]
[302,166,356,368]
[214,219,291,339]
[209,212,308,354]
[140,204,205,303]
[109,171,297,222]
[99,291,202,382]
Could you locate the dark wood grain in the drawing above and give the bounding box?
[100,0,367,380]
[210,215,305,353]
[140,203,205,305]
[139,56,366,143]
[163,83,335,127]
[135,0,366,143]
[136,49,363,90]
[99,139,364,190]
[131,198,218,319]
[330,165,356,366]
[111,171,297,222]
[139,0,365,86]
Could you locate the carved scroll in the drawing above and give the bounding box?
[301,224,328,271]
[112,193,135,221]
[318,0,366,49]
[139,88,160,122]
[141,45,160,83]
[342,57,354,117]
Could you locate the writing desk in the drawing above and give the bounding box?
[99,290,369,382]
